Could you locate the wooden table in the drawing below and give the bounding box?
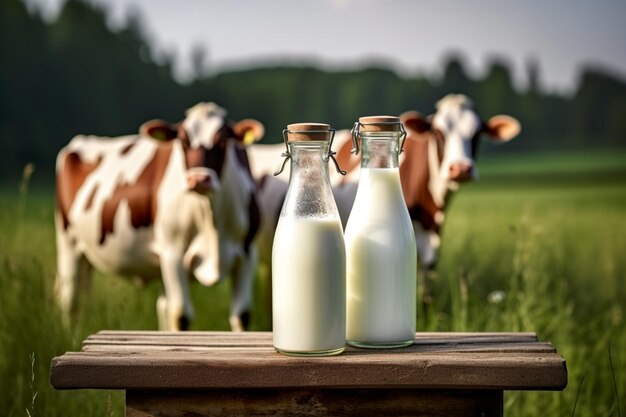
[50,331,567,416]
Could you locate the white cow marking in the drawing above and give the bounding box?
[65,136,159,257]
[431,95,481,184]
[182,102,226,149]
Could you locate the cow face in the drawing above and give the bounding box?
[182,102,228,149]
[402,94,520,189]
[431,95,482,183]
[179,103,264,176]
[181,102,265,149]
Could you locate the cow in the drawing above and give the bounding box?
[248,94,520,305]
[54,102,264,331]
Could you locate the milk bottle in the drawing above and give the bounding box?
[345,116,417,348]
[272,123,346,356]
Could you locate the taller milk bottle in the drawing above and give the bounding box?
[272,123,346,356]
[345,116,417,348]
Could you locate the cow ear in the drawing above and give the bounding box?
[484,115,521,143]
[233,119,265,145]
[140,119,178,141]
[400,111,431,134]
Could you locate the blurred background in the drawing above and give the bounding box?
[1,0,626,181]
[0,0,624,416]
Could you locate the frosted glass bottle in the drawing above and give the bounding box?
[345,116,417,348]
[272,123,346,356]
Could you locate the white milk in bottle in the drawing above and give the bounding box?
[272,217,345,352]
[345,116,417,348]
[272,123,346,356]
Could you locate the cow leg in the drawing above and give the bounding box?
[413,222,441,319]
[54,211,91,322]
[228,250,256,332]
[156,295,168,331]
[55,255,90,320]
[159,251,194,331]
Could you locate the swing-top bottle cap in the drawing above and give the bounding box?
[358,116,402,133]
[286,123,332,142]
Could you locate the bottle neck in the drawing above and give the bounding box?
[289,141,331,176]
[281,141,339,218]
[360,133,400,169]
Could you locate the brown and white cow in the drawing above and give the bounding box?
[55,102,264,331]
[249,94,520,289]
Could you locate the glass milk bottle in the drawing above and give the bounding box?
[272,123,346,356]
[345,116,417,348]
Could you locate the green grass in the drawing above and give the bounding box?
[1,150,624,416]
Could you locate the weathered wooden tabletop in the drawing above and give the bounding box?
[50,331,567,416]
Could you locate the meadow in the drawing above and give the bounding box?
[0,151,624,416]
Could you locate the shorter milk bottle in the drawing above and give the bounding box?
[345,116,417,348]
[272,123,346,356]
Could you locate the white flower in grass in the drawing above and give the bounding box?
[487,290,506,304]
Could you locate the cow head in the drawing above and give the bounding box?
[179,102,265,149]
[401,94,520,190]
[181,102,228,149]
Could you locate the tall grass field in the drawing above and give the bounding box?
[1,151,624,416]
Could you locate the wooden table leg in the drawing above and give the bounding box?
[126,388,503,417]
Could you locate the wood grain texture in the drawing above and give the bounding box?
[125,389,503,417]
[50,332,567,391]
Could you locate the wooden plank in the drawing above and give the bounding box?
[89,331,272,339]
[80,331,551,357]
[125,389,503,417]
[85,333,538,344]
[60,350,560,361]
[82,341,556,354]
[51,349,567,391]
[92,330,538,339]
[82,333,540,352]
[82,336,543,347]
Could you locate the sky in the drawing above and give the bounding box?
[26,0,626,93]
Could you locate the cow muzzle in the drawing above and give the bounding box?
[449,162,474,182]
[186,167,221,195]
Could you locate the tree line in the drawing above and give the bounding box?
[1,0,625,183]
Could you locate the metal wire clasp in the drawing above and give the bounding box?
[273,129,346,176]
[350,122,408,155]
[350,122,361,155]
[273,129,292,176]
